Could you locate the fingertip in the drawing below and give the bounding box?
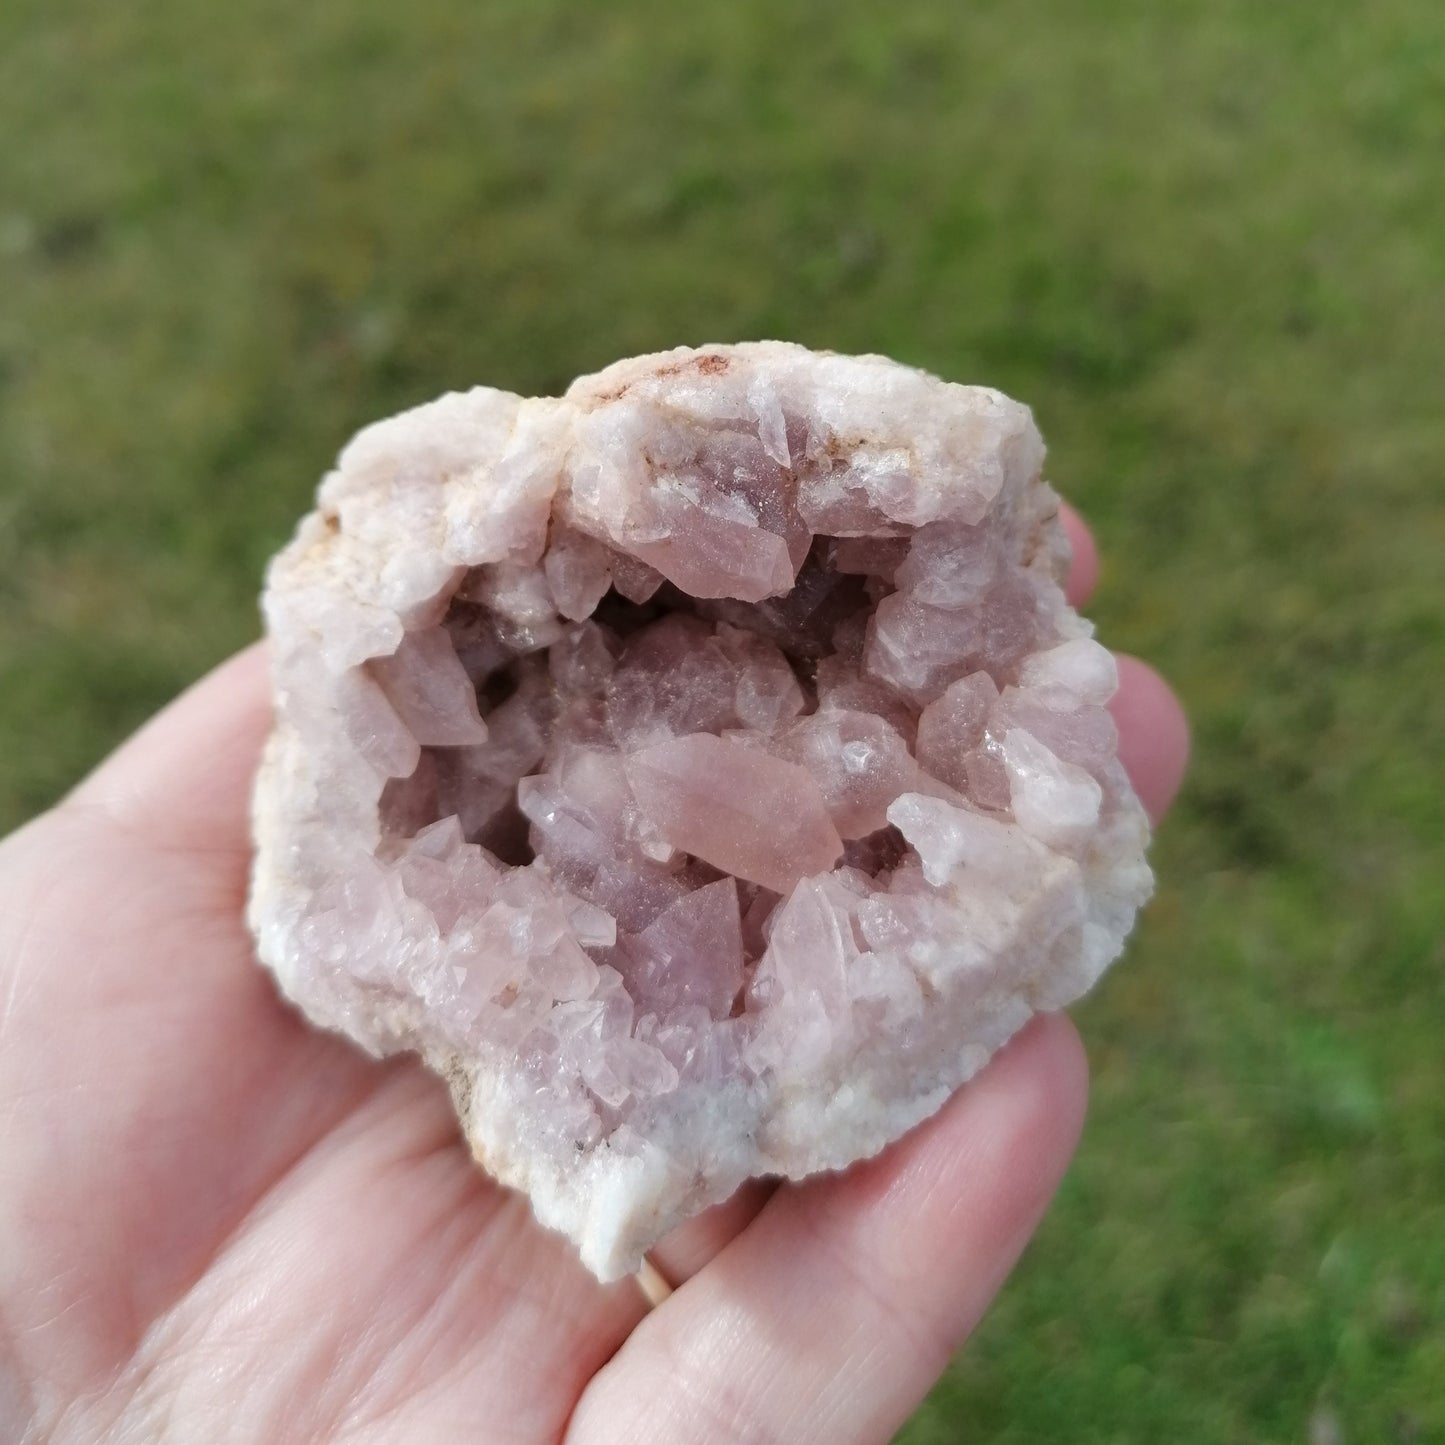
[1061,503,1099,607]
[1056,507,1187,826]
[1109,654,1190,825]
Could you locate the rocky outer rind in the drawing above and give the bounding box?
[249,342,1153,1280]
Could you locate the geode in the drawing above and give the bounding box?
[249,342,1152,1280]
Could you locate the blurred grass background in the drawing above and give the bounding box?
[2,0,1442,1438]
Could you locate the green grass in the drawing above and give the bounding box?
[2,1,1442,1438]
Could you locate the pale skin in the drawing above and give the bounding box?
[0,507,1188,1445]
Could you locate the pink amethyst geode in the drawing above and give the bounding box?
[248,342,1152,1279]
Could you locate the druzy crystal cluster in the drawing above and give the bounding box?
[249,343,1152,1279]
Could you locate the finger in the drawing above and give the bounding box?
[1060,503,1097,607]
[645,1180,778,1291]
[1109,654,1190,825]
[63,641,271,856]
[566,1014,1088,1445]
[1055,505,1187,824]
[0,639,384,1392]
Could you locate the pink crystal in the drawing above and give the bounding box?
[542,526,614,622]
[915,672,999,793]
[370,626,489,747]
[771,710,915,840]
[616,878,745,1019]
[250,342,1153,1280]
[624,734,844,893]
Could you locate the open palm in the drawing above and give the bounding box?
[0,511,1186,1445]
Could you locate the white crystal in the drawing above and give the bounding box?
[1018,637,1119,709]
[1001,727,1104,850]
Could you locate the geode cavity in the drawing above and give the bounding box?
[249,342,1152,1279]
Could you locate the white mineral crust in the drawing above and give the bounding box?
[249,342,1153,1280]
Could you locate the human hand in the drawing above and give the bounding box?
[0,507,1187,1445]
